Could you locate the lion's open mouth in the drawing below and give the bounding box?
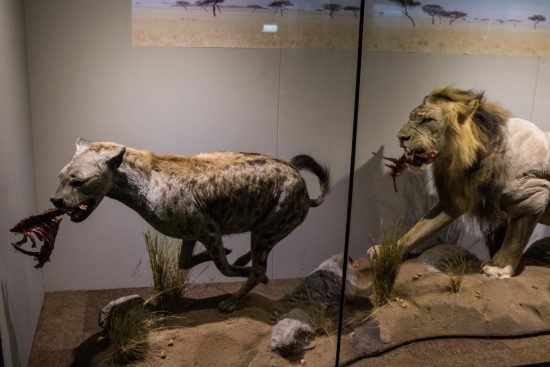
[404,149,439,167]
[67,200,95,222]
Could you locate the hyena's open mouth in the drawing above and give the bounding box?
[67,199,95,222]
[403,148,439,167]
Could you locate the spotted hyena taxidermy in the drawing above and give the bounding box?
[369,87,550,279]
[51,139,330,312]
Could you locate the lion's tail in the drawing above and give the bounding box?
[291,155,331,208]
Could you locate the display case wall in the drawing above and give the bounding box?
[0,0,44,365]
[24,0,357,292]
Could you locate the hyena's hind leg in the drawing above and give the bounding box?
[217,231,274,313]
[199,230,252,279]
[233,251,252,266]
[178,239,233,270]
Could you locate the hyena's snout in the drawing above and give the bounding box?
[50,196,65,208]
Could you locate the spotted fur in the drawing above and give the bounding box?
[51,139,330,312]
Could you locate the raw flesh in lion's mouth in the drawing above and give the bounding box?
[372,151,438,192]
[9,205,88,268]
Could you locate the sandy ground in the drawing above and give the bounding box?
[364,18,550,57]
[340,258,550,366]
[28,270,550,367]
[132,7,359,49]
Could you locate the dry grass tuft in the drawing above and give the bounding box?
[104,303,186,365]
[369,219,407,305]
[442,256,472,294]
[144,230,188,307]
[104,304,150,365]
[309,306,334,337]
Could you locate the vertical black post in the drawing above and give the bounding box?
[335,0,366,364]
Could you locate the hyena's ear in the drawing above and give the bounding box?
[107,146,126,170]
[74,138,92,156]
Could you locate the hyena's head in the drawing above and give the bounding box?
[50,138,125,222]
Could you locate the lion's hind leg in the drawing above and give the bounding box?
[484,178,550,278]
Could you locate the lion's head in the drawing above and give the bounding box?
[398,87,511,220]
[397,87,510,174]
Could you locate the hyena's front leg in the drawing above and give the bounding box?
[367,202,456,258]
[178,239,233,270]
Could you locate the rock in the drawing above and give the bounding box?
[98,294,143,333]
[160,350,167,359]
[270,308,315,356]
[284,254,358,308]
[418,244,479,272]
[524,237,550,265]
[168,339,174,346]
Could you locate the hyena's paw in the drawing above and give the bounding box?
[482,264,514,279]
[367,245,382,260]
[218,296,239,313]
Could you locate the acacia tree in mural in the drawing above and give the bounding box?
[529,14,546,29]
[322,3,341,19]
[343,5,360,19]
[421,4,443,25]
[174,1,190,10]
[507,19,521,27]
[388,0,422,27]
[269,0,293,17]
[196,0,224,16]
[246,4,266,12]
[442,10,467,25]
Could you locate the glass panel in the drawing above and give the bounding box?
[18,0,362,365]
[340,0,550,365]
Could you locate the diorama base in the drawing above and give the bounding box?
[340,250,550,366]
[28,251,550,367]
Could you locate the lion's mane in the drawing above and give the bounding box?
[426,87,512,255]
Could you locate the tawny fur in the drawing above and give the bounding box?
[369,87,550,279]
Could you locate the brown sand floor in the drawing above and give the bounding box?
[29,279,550,367]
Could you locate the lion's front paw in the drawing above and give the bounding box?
[367,245,382,260]
[482,264,514,279]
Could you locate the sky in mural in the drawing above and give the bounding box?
[135,0,550,20]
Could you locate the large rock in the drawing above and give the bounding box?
[418,244,479,272]
[524,237,550,265]
[340,260,550,364]
[98,294,144,333]
[270,308,315,356]
[284,254,358,308]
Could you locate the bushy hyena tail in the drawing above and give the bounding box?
[291,155,331,207]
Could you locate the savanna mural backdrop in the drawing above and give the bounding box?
[133,0,550,54]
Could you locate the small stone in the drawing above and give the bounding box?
[270,308,315,356]
[412,273,422,280]
[98,295,143,333]
[168,339,174,346]
[532,284,539,290]
[300,358,306,365]
[160,350,167,359]
[474,290,482,298]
